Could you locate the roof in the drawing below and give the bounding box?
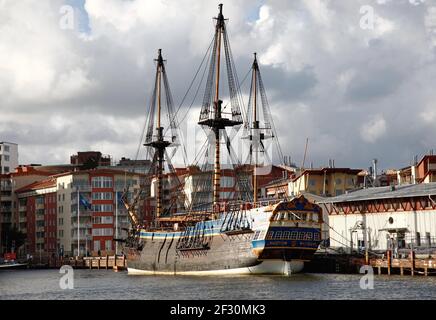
[51,168,147,178]
[417,155,436,168]
[291,168,363,182]
[318,182,436,204]
[11,166,54,177]
[264,178,289,188]
[15,179,56,193]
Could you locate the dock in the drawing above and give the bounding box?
[306,250,436,276]
[369,251,436,276]
[27,255,127,271]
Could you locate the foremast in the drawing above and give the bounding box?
[144,49,171,219]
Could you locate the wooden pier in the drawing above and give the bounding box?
[29,255,127,271]
[306,251,436,276]
[369,250,436,276]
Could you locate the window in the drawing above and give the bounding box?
[94,241,101,251]
[309,179,316,187]
[93,216,113,224]
[4,155,9,161]
[92,192,113,200]
[266,231,274,240]
[4,167,9,173]
[335,178,342,185]
[105,240,112,251]
[221,177,235,188]
[92,176,113,188]
[58,218,63,226]
[92,204,113,212]
[304,233,313,240]
[92,228,113,236]
[4,145,9,152]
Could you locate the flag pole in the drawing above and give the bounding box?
[115,191,118,255]
[77,188,80,258]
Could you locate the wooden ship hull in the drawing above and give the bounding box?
[125,196,322,275]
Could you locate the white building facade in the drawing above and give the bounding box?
[0,142,18,174]
[320,183,436,254]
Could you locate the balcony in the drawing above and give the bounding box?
[0,206,12,213]
[19,205,27,212]
[0,216,12,223]
[71,210,92,217]
[71,222,93,229]
[71,234,92,241]
[36,203,45,210]
[72,185,92,192]
[0,184,12,191]
[71,196,92,205]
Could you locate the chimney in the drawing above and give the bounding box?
[411,165,417,184]
[372,159,378,181]
[332,159,335,168]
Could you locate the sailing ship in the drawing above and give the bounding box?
[121,4,322,275]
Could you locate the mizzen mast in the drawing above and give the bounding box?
[244,52,280,204]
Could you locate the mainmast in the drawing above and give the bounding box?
[198,4,243,210]
[252,53,259,203]
[145,49,171,218]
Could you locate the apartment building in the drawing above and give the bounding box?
[14,169,145,258]
[288,168,363,197]
[0,142,18,174]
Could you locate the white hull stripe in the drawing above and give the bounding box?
[127,260,304,276]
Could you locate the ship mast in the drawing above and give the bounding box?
[145,49,171,218]
[198,4,243,211]
[252,53,259,203]
[243,52,284,204]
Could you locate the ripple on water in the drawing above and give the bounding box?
[1,270,436,300]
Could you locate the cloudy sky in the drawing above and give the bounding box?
[1,0,436,171]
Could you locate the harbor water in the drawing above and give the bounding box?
[1,269,436,300]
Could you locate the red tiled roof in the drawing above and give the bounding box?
[50,168,147,178]
[11,166,53,177]
[15,179,56,193]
